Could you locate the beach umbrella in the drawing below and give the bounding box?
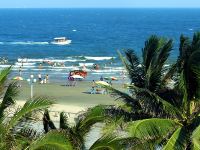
[72,75,84,79]
[13,76,23,81]
[95,81,110,86]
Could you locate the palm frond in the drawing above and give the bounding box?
[15,127,40,149]
[17,127,39,140]
[191,124,200,150]
[43,109,56,133]
[75,105,107,137]
[128,118,180,141]
[118,49,145,87]
[89,135,127,150]
[157,88,183,108]
[0,67,12,94]
[60,112,70,130]
[177,34,190,72]
[163,127,188,150]
[146,39,173,92]
[132,85,182,118]
[142,35,160,73]
[105,105,151,122]
[0,82,19,119]
[103,85,141,109]
[161,63,177,86]
[184,50,200,100]
[7,96,54,130]
[28,130,73,150]
[156,39,173,68]
[191,32,200,52]
[102,117,125,135]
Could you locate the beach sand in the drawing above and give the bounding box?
[16,81,121,113]
[13,80,123,123]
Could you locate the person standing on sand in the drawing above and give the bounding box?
[100,76,103,81]
[45,74,49,83]
[92,80,95,87]
[19,66,22,76]
[38,73,42,83]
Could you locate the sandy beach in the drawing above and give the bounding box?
[16,81,120,113]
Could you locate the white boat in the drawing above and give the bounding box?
[51,37,71,45]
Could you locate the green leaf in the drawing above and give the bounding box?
[191,125,200,150]
[0,67,11,94]
[7,97,54,130]
[60,112,70,130]
[0,82,19,119]
[128,118,180,141]
[142,35,160,73]
[76,105,107,137]
[28,130,73,150]
[117,49,145,87]
[163,127,188,150]
[89,135,126,150]
[131,85,182,118]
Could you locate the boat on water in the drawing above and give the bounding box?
[70,70,87,78]
[51,37,71,45]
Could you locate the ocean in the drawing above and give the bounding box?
[0,8,200,82]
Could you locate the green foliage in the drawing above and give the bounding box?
[0,82,19,119]
[163,127,188,150]
[0,67,12,94]
[89,135,127,150]
[7,97,54,130]
[75,105,107,137]
[60,112,69,130]
[103,32,200,149]
[191,125,200,150]
[128,119,179,140]
[28,130,73,150]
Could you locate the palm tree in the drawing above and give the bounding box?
[24,106,126,150]
[0,67,54,149]
[104,35,176,123]
[101,33,200,149]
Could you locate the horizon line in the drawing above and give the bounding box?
[0,7,200,9]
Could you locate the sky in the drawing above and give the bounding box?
[0,0,200,8]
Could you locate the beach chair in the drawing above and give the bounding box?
[96,88,106,94]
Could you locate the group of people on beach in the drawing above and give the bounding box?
[38,73,49,84]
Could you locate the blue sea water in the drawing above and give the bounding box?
[0,8,200,82]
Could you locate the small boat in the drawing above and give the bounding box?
[70,70,87,78]
[51,37,71,45]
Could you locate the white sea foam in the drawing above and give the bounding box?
[85,56,115,61]
[92,69,122,73]
[18,58,85,63]
[0,65,11,68]
[9,41,49,45]
[91,72,116,75]
[15,62,36,66]
[72,29,77,32]
[13,65,35,68]
[12,68,28,71]
[79,63,94,66]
